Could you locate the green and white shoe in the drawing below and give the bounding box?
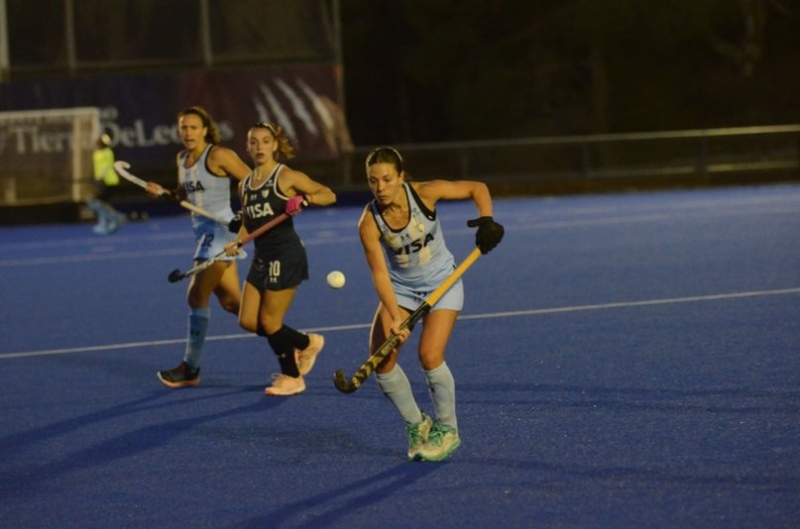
[406,412,433,460]
[415,422,460,462]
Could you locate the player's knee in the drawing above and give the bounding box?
[186,288,208,308]
[259,318,281,336]
[239,316,257,334]
[418,348,444,371]
[220,299,239,315]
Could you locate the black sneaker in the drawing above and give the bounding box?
[157,362,200,388]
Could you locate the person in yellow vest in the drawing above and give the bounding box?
[87,134,125,234]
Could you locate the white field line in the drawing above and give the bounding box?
[2,287,798,360]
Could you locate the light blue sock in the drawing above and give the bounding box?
[183,307,210,368]
[86,199,108,228]
[86,199,103,215]
[424,362,458,431]
[376,364,424,425]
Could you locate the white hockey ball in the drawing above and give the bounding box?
[326,270,346,289]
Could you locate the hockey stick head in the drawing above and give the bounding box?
[332,370,359,394]
[167,269,185,283]
[332,333,405,395]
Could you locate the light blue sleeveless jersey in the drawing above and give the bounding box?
[178,145,236,229]
[370,183,461,310]
[178,145,241,261]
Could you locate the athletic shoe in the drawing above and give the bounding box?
[414,422,461,462]
[157,362,200,388]
[107,219,122,234]
[264,373,306,396]
[406,412,433,460]
[296,333,325,376]
[108,212,126,233]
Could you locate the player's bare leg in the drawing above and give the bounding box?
[212,260,241,315]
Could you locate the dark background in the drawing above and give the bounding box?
[3,0,799,147]
[338,0,800,144]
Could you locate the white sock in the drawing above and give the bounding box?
[376,364,423,425]
[424,361,458,432]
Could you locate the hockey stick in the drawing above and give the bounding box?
[113,161,229,226]
[167,200,307,283]
[332,247,482,394]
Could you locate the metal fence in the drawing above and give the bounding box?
[333,124,800,194]
[1,0,337,80]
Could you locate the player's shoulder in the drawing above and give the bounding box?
[413,179,449,192]
[207,143,234,160]
[277,164,305,180]
[357,202,378,231]
[208,144,250,179]
[410,179,437,197]
[276,165,311,191]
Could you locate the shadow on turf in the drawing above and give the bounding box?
[230,462,442,529]
[459,382,800,414]
[0,386,284,499]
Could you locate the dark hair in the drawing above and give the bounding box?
[249,121,296,161]
[365,146,404,175]
[177,106,221,144]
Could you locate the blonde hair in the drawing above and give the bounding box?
[250,121,296,161]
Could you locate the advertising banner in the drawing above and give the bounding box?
[0,64,352,174]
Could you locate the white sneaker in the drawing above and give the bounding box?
[296,333,325,376]
[264,373,306,396]
[415,422,460,462]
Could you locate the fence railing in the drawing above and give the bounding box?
[334,124,800,193]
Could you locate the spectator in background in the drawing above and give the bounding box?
[86,134,125,235]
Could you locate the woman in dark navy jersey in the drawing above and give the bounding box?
[226,122,336,396]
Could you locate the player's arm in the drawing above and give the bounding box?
[415,179,493,217]
[225,180,250,255]
[281,168,337,207]
[416,180,503,254]
[143,152,184,197]
[209,146,251,181]
[358,208,410,340]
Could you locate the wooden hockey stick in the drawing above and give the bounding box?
[332,247,482,394]
[113,161,229,226]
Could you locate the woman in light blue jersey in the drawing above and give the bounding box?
[147,106,252,388]
[358,146,504,462]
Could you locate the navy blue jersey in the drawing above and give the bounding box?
[241,164,301,255]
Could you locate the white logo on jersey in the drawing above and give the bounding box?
[246,202,275,218]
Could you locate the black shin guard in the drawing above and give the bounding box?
[266,326,300,377]
[282,324,310,351]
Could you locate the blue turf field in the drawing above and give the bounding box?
[1,184,798,528]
